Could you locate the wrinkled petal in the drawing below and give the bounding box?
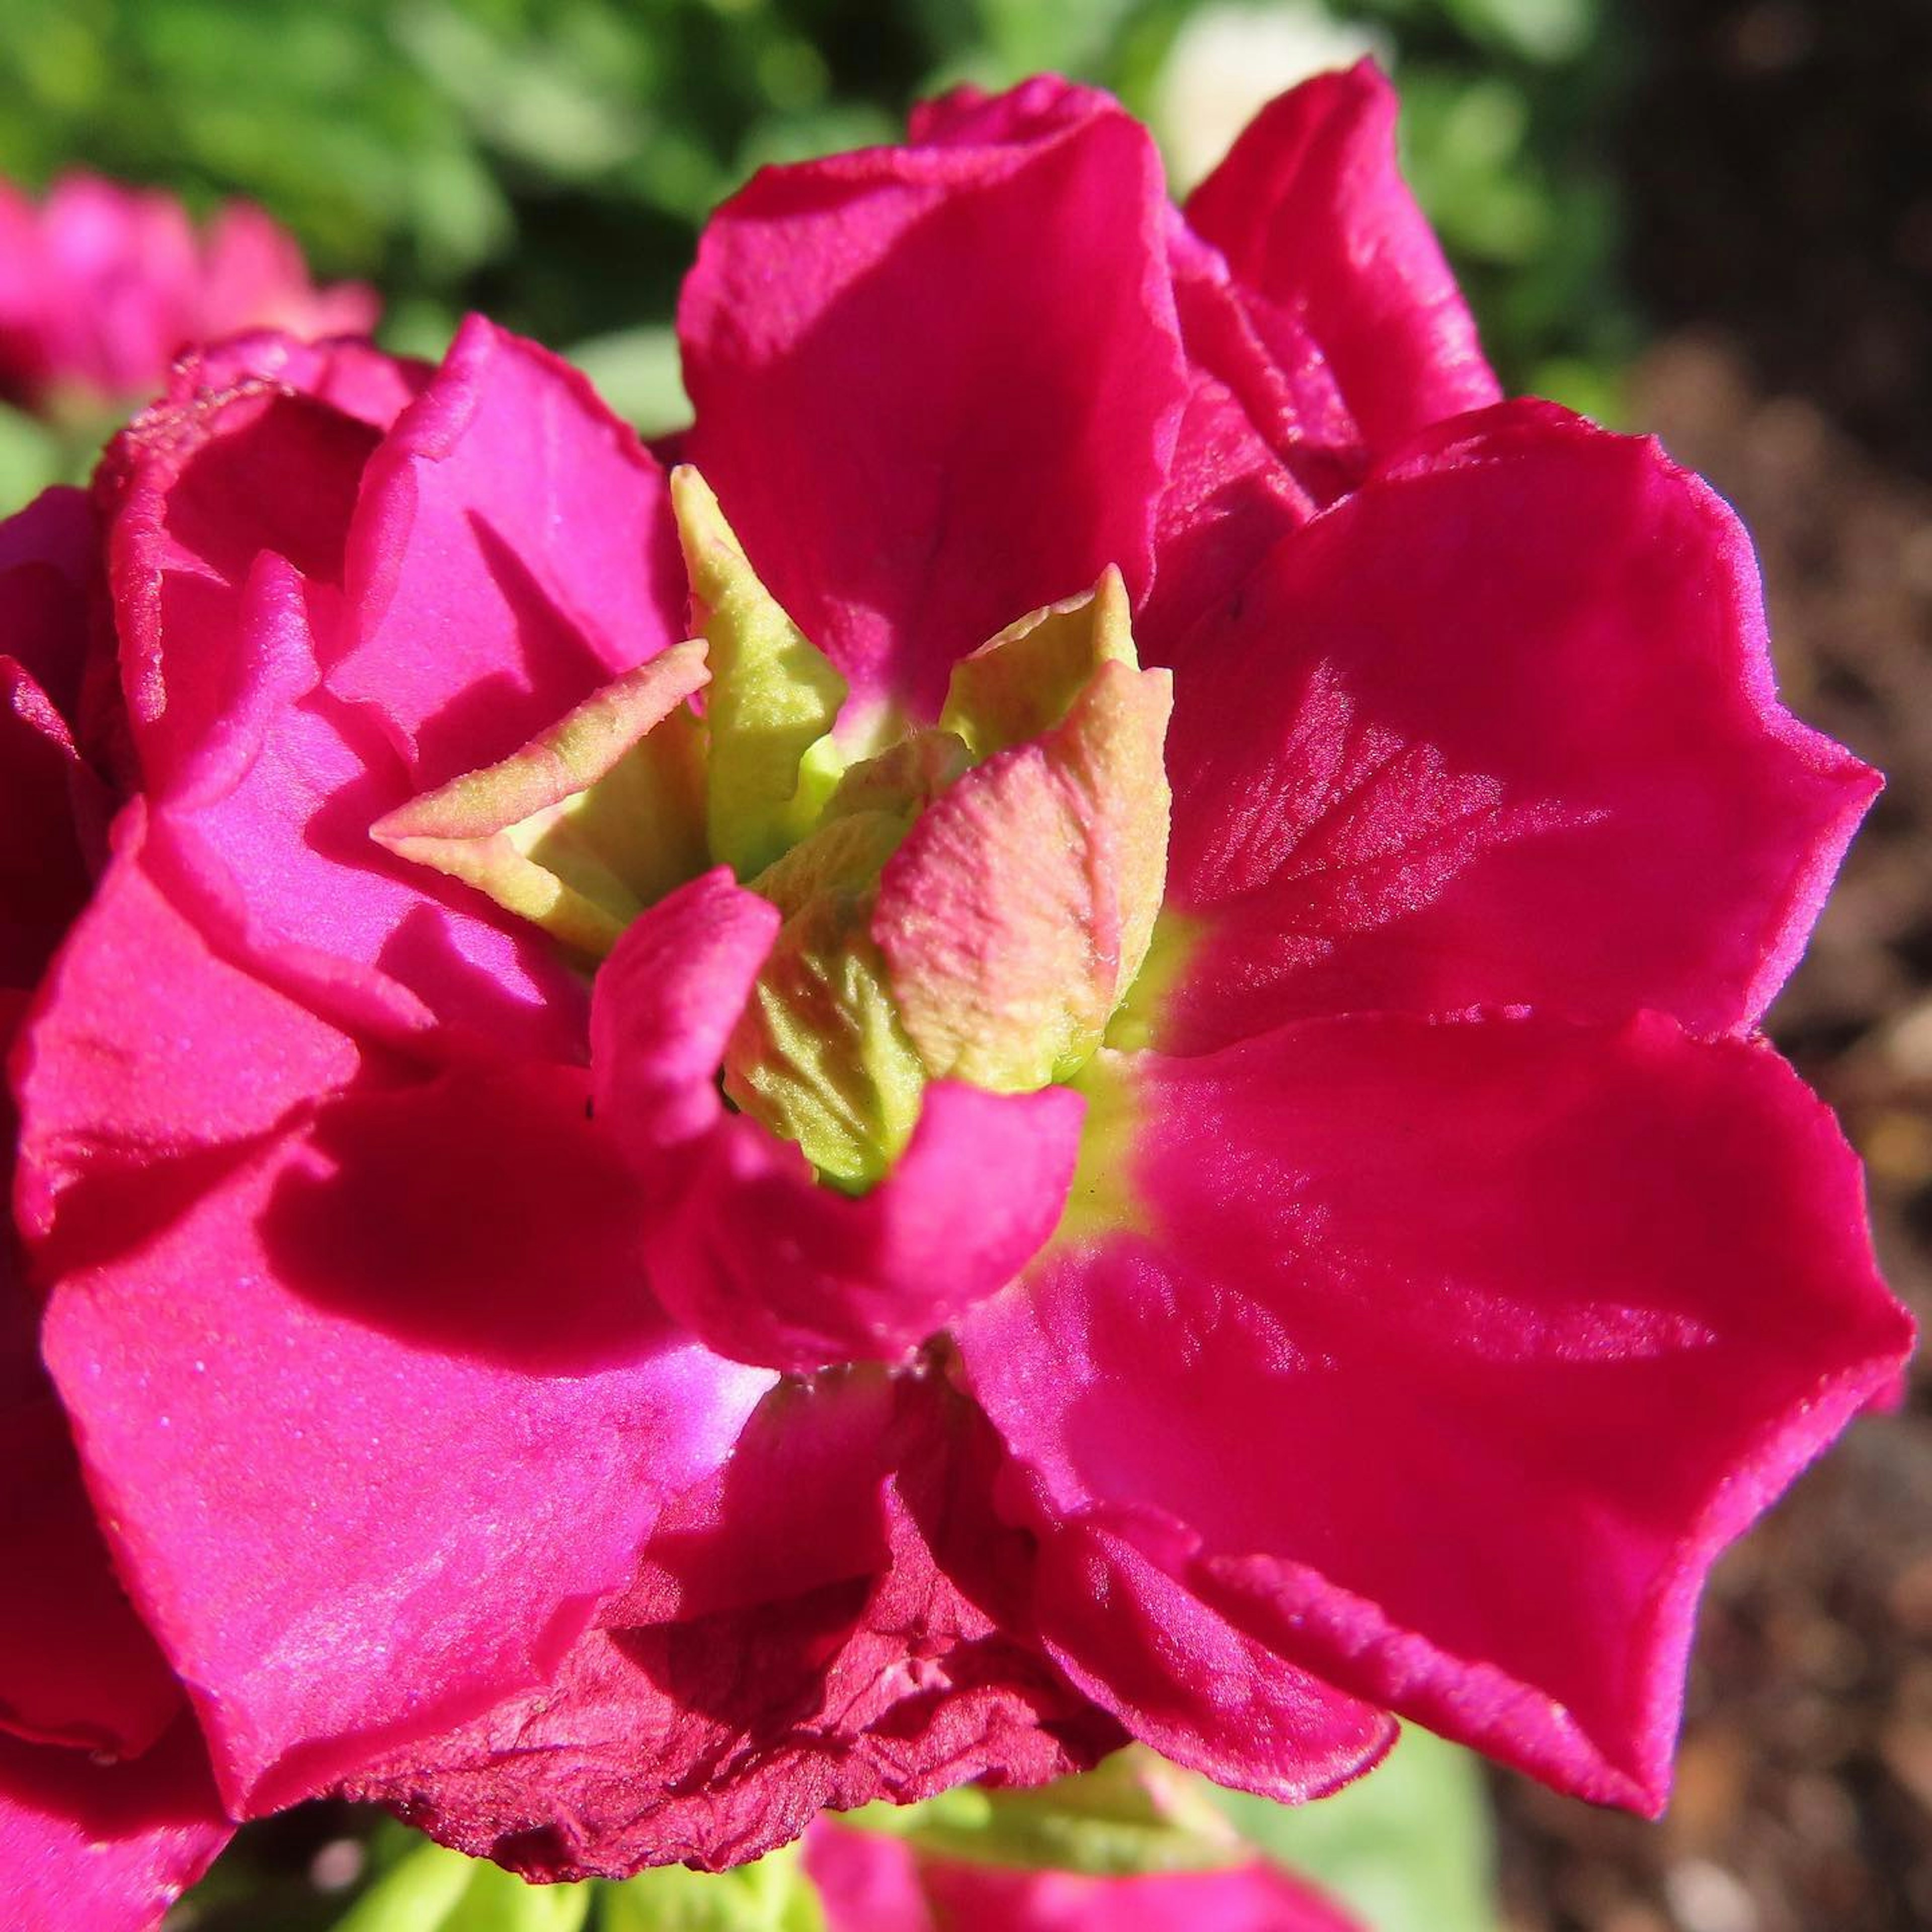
[679,99,1190,718]
[182,331,426,433]
[592,871,1083,1372]
[0,1393,182,1758]
[0,1718,231,1932]
[1157,405,1880,1051]
[804,1824,1369,1932]
[39,1061,769,1815]
[98,342,388,792]
[334,315,688,791]
[1186,60,1500,453]
[961,1013,1912,1809]
[348,1372,1117,1878]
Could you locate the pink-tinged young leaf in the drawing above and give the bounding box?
[334,316,689,791]
[1186,60,1501,454]
[877,647,1171,1093]
[672,466,847,878]
[937,568,1137,761]
[372,638,710,959]
[679,99,1190,720]
[0,1718,231,1932]
[0,1392,183,1759]
[591,871,1084,1371]
[960,1013,1913,1810]
[1156,404,1881,1052]
[348,1373,1118,1879]
[39,1061,770,1815]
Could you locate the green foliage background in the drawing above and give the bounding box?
[0,0,1635,438]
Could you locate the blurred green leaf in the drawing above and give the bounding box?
[597,1844,826,1932]
[334,1839,592,1932]
[1209,1727,1499,1932]
[839,1746,1245,1877]
[565,325,690,435]
[0,406,72,513]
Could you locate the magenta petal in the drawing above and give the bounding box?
[334,315,688,790]
[961,1013,1911,1809]
[679,107,1190,718]
[1159,404,1880,1050]
[180,332,426,432]
[150,550,588,1062]
[40,1062,768,1815]
[592,871,1084,1372]
[1186,60,1500,453]
[0,1394,182,1758]
[13,802,365,1244]
[0,1719,231,1932]
[1023,1516,1391,1803]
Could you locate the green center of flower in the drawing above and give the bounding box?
[373,468,1173,1190]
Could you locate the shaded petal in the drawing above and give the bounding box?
[40,1061,769,1815]
[334,315,688,791]
[0,1718,231,1932]
[679,100,1190,719]
[348,1372,1117,1878]
[592,871,1083,1372]
[960,1014,1912,1809]
[0,1393,182,1758]
[1186,60,1500,453]
[0,659,100,997]
[0,484,101,722]
[1158,405,1879,1050]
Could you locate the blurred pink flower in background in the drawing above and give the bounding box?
[0,174,375,414]
[803,1818,1366,1931]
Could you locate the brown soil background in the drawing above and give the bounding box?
[1492,7,1932,1929]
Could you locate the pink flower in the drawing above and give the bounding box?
[802,1819,1364,1931]
[0,62,1913,1930]
[0,174,376,413]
